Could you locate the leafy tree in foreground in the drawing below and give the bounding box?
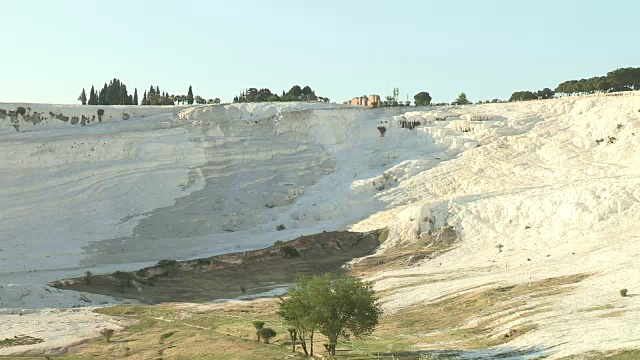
[414,91,432,106]
[278,273,382,357]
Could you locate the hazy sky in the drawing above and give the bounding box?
[2,0,638,104]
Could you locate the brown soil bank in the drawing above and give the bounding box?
[52,230,381,303]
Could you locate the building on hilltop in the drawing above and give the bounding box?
[346,94,382,107]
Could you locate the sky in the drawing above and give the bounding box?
[1,0,639,104]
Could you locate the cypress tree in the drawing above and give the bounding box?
[119,83,128,105]
[99,84,108,105]
[133,88,139,105]
[88,86,96,105]
[187,85,194,105]
[142,90,148,106]
[78,88,87,105]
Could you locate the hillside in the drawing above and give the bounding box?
[1,96,640,358]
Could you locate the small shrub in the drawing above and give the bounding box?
[159,331,176,344]
[620,288,628,297]
[16,107,26,116]
[241,286,247,293]
[274,240,284,247]
[195,258,211,267]
[136,268,149,277]
[259,327,276,344]
[377,126,387,137]
[97,109,105,116]
[100,328,115,342]
[156,259,178,268]
[253,321,265,341]
[496,243,504,253]
[282,246,299,258]
[112,271,134,289]
[276,224,286,231]
[84,271,93,285]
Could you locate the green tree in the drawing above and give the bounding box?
[302,86,313,96]
[259,328,276,344]
[537,87,555,99]
[187,85,194,105]
[194,95,206,105]
[453,92,471,105]
[413,91,432,106]
[278,274,382,357]
[78,88,87,105]
[509,91,537,102]
[133,88,139,105]
[88,86,97,105]
[99,84,108,105]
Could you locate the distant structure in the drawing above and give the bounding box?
[347,95,382,107]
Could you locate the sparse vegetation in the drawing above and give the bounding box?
[0,335,44,348]
[84,270,93,285]
[112,271,134,290]
[452,92,471,105]
[234,85,322,103]
[620,288,628,297]
[159,331,176,344]
[100,328,115,342]
[157,259,178,268]
[282,245,299,258]
[276,224,286,231]
[259,327,276,344]
[253,321,265,342]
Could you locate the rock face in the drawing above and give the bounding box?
[421,225,457,247]
[349,95,382,107]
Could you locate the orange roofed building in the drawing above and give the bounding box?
[347,94,382,107]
